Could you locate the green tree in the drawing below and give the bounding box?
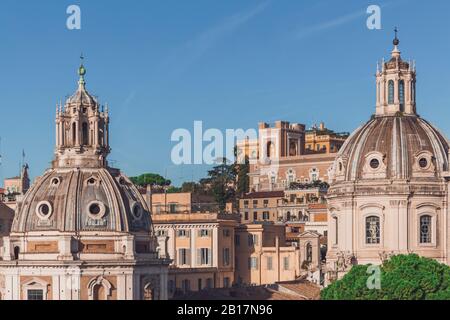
[166,186,182,193]
[129,173,171,187]
[321,254,450,300]
[203,158,236,211]
[235,155,249,196]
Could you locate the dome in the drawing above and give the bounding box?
[12,167,151,233]
[333,115,449,182]
[66,64,97,107]
[66,86,97,106]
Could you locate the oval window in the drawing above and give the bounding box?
[40,204,50,216]
[370,158,380,169]
[419,158,428,169]
[132,203,143,219]
[89,203,101,215]
[35,201,53,219]
[86,201,106,219]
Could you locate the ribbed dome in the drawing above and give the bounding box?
[334,115,449,182]
[12,167,151,233]
[66,85,97,107]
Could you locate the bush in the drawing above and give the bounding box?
[321,254,450,300]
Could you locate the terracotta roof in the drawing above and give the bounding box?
[276,281,321,300]
[174,285,306,300]
[242,191,284,199]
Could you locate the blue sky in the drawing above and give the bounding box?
[1,0,450,186]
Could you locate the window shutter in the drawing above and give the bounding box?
[187,249,191,265]
[197,249,201,265]
[208,248,212,266]
[177,249,183,265]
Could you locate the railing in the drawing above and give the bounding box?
[152,203,233,214]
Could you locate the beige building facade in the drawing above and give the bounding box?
[326,36,450,281]
[152,212,238,298]
[234,223,321,286]
[237,120,348,193]
[0,63,170,300]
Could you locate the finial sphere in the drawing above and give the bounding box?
[393,27,399,46]
[78,65,86,76]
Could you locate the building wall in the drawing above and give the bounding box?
[0,265,167,300]
[151,192,192,214]
[235,224,298,285]
[326,186,447,282]
[153,213,238,297]
[239,192,283,224]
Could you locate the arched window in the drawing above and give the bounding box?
[93,284,106,300]
[13,246,20,260]
[399,80,405,111]
[366,216,380,244]
[72,122,77,144]
[388,80,395,104]
[82,122,89,145]
[306,243,313,263]
[143,283,154,300]
[88,277,112,300]
[267,141,274,158]
[333,216,338,245]
[98,128,104,145]
[286,211,291,221]
[420,215,432,244]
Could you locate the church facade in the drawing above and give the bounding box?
[0,63,170,300]
[326,34,450,281]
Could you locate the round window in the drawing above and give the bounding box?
[370,158,380,169]
[89,203,101,215]
[40,204,50,215]
[419,158,428,169]
[87,178,96,185]
[35,201,53,220]
[86,201,106,219]
[51,177,60,185]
